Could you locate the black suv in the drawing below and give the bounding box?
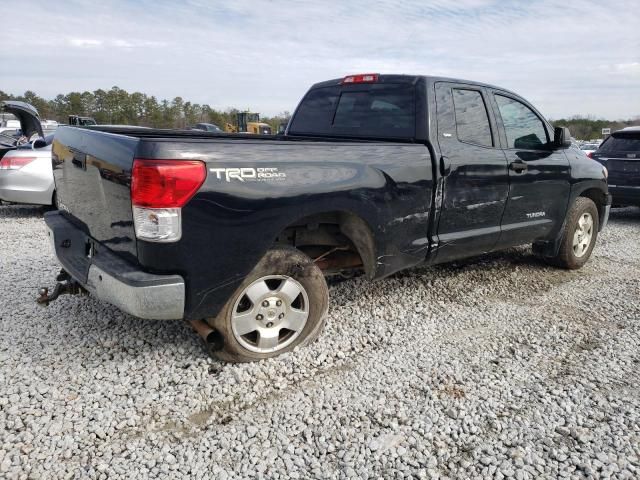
[592,127,640,206]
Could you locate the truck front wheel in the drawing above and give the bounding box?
[209,247,329,362]
[544,196,599,269]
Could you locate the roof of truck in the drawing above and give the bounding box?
[310,74,519,95]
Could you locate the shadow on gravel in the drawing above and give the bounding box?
[608,206,640,225]
[0,203,50,219]
[22,296,209,363]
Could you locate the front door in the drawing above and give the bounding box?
[489,92,571,248]
[434,82,509,263]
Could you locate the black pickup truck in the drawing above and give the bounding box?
[43,73,610,362]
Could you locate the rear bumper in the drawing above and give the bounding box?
[0,168,54,205]
[608,185,640,206]
[44,211,185,320]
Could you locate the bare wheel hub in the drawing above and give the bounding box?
[257,296,286,326]
[231,275,309,353]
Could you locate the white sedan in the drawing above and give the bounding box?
[0,101,56,206]
[0,135,55,206]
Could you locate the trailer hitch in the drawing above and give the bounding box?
[36,270,86,306]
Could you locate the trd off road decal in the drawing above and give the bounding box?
[209,167,287,182]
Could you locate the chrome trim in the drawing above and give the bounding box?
[86,265,185,320]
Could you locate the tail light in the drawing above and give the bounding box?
[0,155,37,170]
[131,159,206,242]
[341,73,379,84]
[587,152,594,158]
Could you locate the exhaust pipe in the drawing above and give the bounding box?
[189,319,224,352]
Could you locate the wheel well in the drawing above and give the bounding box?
[274,211,376,278]
[579,188,606,223]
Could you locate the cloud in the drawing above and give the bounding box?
[66,38,167,49]
[613,62,640,75]
[68,38,103,48]
[0,0,638,119]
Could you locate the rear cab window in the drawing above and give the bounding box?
[288,83,416,139]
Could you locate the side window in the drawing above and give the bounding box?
[495,95,548,150]
[452,89,493,147]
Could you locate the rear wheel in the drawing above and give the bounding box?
[209,247,329,362]
[544,197,599,269]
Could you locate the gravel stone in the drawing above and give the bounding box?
[1,204,639,479]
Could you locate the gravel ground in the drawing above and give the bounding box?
[1,205,639,479]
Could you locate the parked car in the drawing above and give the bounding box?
[1,101,45,160]
[68,115,97,126]
[591,126,640,206]
[0,127,22,138]
[190,122,222,132]
[41,73,610,362]
[0,101,55,206]
[0,119,21,129]
[580,143,600,157]
[0,134,55,206]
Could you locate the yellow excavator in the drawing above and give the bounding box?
[225,112,272,135]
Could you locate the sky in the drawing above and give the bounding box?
[1,0,639,120]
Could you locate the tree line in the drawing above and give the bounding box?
[552,116,639,141]
[0,87,290,132]
[1,86,637,139]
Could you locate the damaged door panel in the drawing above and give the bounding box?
[432,82,509,263]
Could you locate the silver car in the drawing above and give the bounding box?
[0,101,55,206]
[0,136,54,206]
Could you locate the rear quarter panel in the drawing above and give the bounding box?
[134,139,434,320]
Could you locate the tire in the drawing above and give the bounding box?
[209,247,329,362]
[545,197,599,269]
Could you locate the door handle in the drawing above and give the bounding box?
[509,160,527,173]
[439,156,451,176]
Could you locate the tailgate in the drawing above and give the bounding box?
[52,126,139,262]
[606,158,640,186]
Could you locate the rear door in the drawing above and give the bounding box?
[433,82,509,262]
[489,92,570,248]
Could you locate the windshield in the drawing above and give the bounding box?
[580,144,598,150]
[289,83,415,139]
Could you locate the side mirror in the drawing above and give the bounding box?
[554,126,572,149]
